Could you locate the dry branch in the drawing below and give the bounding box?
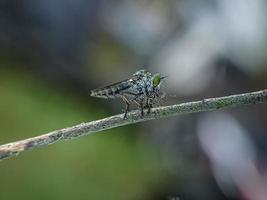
[1,89,267,161]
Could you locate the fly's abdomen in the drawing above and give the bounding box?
[90,88,113,99]
[90,81,131,99]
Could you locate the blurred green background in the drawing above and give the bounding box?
[0,66,169,200]
[1,1,267,200]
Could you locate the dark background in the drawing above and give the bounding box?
[1,1,267,199]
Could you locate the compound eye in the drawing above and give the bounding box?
[152,74,161,87]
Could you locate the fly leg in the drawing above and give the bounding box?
[133,97,144,117]
[147,100,153,115]
[122,96,130,119]
[140,101,144,116]
[144,98,152,115]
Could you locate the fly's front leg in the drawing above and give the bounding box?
[144,97,152,114]
[122,96,130,119]
[140,101,144,116]
[147,99,153,114]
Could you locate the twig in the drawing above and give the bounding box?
[1,89,267,161]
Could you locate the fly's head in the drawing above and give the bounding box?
[152,73,166,91]
[151,73,167,98]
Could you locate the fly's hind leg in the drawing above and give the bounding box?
[122,96,130,119]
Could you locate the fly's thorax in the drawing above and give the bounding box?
[146,79,153,93]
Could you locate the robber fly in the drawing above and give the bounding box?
[90,69,166,119]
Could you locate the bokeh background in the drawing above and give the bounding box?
[1,0,267,200]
